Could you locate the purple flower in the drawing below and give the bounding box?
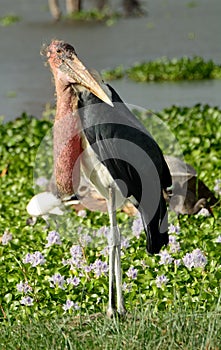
[214,179,221,195]
[62,300,80,312]
[158,251,173,265]
[16,281,32,294]
[20,296,34,306]
[49,273,66,289]
[183,248,207,269]
[79,234,92,247]
[45,231,61,247]
[83,264,93,273]
[122,282,132,292]
[62,258,69,266]
[67,258,82,270]
[215,235,221,243]
[30,251,46,267]
[69,258,82,269]
[100,246,109,257]
[169,235,177,244]
[97,226,110,237]
[126,266,138,280]
[16,282,25,293]
[23,251,46,267]
[1,230,12,245]
[35,176,49,187]
[192,248,207,268]
[69,245,83,268]
[132,215,143,238]
[23,253,32,264]
[182,252,193,269]
[170,241,181,253]
[196,208,210,217]
[62,299,74,311]
[169,235,181,253]
[174,259,181,267]
[121,237,130,249]
[63,245,85,269]
[156,274,169,288]
[92,259,109,277]
[66,276,80,287]
[70,245,82,258]
[168,224,180,235]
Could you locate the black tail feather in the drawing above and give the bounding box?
[140,194,169,254]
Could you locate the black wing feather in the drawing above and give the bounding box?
[78,84,171,253]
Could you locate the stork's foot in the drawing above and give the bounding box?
[106,306,126,318]
[106,306,116,318]
[117,305,126,316]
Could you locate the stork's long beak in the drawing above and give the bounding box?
[60,56,114,107]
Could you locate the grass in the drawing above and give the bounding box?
[1,306,221,349]
[102,57,221,82]
[0,105,220,347]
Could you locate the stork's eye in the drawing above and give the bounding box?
[56,49,62,54]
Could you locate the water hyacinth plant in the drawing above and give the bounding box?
[16,281,32,294]
[23,251,46,267]
[1,230,13,245]
[62,299,80,312]
[45,230,62,247]
[155,274,169,288]
[126,56,221,82]
[102,56,221,82]
[0,105,220,325]
[20,296,34,306]
[0,13,20,27]
[182,248,207,269]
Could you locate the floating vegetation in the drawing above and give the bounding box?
[0,14,20,27]
[102,57,221,82]
[66,9,119,26]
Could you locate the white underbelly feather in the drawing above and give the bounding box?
[80,134,126,209]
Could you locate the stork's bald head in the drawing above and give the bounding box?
[41,40,113,106]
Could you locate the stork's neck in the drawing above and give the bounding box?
[54,79,76,121]
[53,77,82,197]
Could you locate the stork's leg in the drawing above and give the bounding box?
[48,0,62,20]
[115,231,126,315]
[106,186,117,317]
[106,186,126,317]
[106,238,116,317]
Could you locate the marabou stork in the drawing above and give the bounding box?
[164,156,217,216]
[41,40,171,316]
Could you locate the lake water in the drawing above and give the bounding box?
[1,0,221,121]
